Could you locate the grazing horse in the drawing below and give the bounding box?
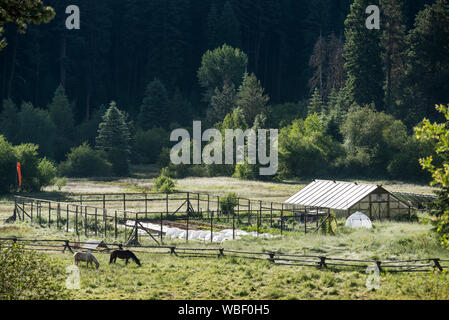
[109,250,141,266]
[74,252,100,269]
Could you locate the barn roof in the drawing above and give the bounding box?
[284,180,385,210]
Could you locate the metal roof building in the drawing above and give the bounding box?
[285,180,411,220]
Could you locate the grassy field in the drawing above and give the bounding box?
[1,174,448,300]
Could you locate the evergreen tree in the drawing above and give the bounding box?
[308,88,324,115]
[47,85,74,161]
[0,98,18,144]
[344,0,384,111]
[218,1,241,48]
[139,79,170,130]
[401,0,449,125]
[236,73,270,125]
[381,0,406,113]
[95,101,131,176]
[206,81,237,126]
[206,2,220,49]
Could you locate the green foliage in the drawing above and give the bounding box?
[132,127,169,164]
[16,102,56,158]
[15,142,56,191]
[219,192,239,216]
[236,73,270,125]
[319,213,338,235]
[401,0,449,125]
[0,243,67,299]
[95,101,131,176]
[278,114,343,178]
[153,171,177,193]
[55,177,67,191]
[47,85,75,161]
[269,102,307,128]
[344,0,384,110]
[0,135,16,194]
[415,104,449,249]
[308,88,325,115]
[206,82,237,126]
[0,0,55,50]
[197,44,248,102]
[59,142,112,178]
[139,79,169,130]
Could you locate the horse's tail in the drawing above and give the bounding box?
[130,251,141,266]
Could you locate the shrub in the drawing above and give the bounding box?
[153,172,177,193]
[55,177,68,191]
[15,143,56,192]
[0,244,68,299]
[59,142,112,178]
[0,135,17,194]
[220,192,239,216]
[132,127,168,164]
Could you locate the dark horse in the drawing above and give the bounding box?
[109,250,141,266]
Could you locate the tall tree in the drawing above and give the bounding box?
[236,72,270,125]
[0,0,55,50]
[95,101,131,176]
[401,0,449,125]
[344,0,384,111]
[381,0,406,113]
[138,79,170,130]
[206,82,237,126]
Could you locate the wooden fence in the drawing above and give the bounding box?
[12,192,330,244]
[1,237,447,273]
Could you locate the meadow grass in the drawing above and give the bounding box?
[1,176,447,300]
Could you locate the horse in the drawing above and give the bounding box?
[73,252,100,269]
[109,249,141,266]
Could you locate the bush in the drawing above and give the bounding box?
[14,143,57,192]
[0,244,68,299]
[153,171,177,193]
[0,136,17,194]
[59,142,112,178]
[220,192,239,216]
[132,127,169,164]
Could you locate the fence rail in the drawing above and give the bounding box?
[0,237,447,273]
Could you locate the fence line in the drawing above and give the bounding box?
[0,237,447,273]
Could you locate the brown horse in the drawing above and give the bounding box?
[109,249,141,266]
[74,252,100,269]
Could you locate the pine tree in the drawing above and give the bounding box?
[236,73,270,125]
[47,85,74,161]
[381,0,406,113]
[139,79,169,130]
[206,81,237,126]
[308,88,324,115]
[401,0,449,125]
[96,101,131,176]
[344,0,384,111]
[218,1,241,48]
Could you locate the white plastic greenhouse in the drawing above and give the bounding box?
[345,211,373,229]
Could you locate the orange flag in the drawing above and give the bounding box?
[17,162,22,187]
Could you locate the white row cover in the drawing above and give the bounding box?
[285,180,381,210]
[126,221,278,243]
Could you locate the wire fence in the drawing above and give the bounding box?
[1,237,447,273]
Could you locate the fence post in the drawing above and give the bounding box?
[145,193,148,220]
[57,203,60,229]
[124,211,127,243]
[30,201,33,223]
[281,204,284,235]
[270,203,273,227]
[210,211,214,243]
[66,204,69,232]
[304,213,307,234]
[123,194,126,212]
[186,211,189,243]
[232,209,235,240]
[95,208,98,236]
[103,194,106,211]
[48,202,51,228]
[160,212,163,243]
[166,193,169,216]
[115,211,118,239]
[135,213,139,244]
[75,205,78,235]
[217,196,220,218]
[84,206,87,237]
[197,193,200,213]
[248,200,251,225]
[207,194,210,219]
[104,209,107,238]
